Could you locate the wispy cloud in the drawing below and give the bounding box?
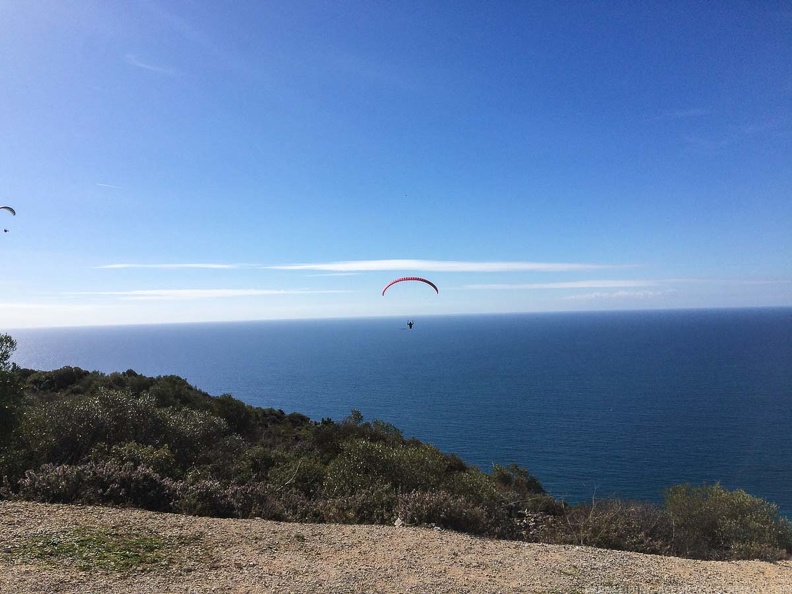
[465,280,657,290]
[72,289,350,301]
[466,278,792,292]
[96,183,122,189]
[565,290,676,301]
[665,278,792,286]
[124,53,178,76]
[268,260,629,273]
[98,259,631,272]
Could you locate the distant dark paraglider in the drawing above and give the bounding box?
[381,276,439,296]
[1,205,14,232]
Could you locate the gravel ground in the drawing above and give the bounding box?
[1,501,790,593]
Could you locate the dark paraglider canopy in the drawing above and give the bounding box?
[381,276,439,296]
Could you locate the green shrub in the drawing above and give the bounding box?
[664,483,792,561]
[267,452,326,497]
[490,463,545,496]
[145,375,210,409]
[230,445,276,483]
[439,468,500,507]
[23,366,90,394]
[15,390,162,466]
[323,439,454,497]
[0,335,22,448]
[155,406,230,467]
[319,484,398,525]
[310,412,404,462]
[521,493,567,516]
[103,370,155,396]
[90,442,179,479]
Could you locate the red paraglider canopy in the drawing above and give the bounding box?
[381,276,439,296]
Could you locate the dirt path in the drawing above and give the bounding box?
[1,501,790,593]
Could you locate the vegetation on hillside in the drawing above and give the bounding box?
[1,333,789,561]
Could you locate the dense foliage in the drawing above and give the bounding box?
[1,334,789,561]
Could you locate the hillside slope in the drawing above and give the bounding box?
[1,502,789,593]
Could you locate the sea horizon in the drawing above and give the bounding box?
[6,304,792,332]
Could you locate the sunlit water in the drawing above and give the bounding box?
[10,308,792,515]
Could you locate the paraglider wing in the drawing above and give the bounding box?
[0,206,15,216]
[381,276,439,296]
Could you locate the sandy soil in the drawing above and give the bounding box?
[1,501,790,593]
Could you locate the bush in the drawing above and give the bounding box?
[664,483,792,561]
[230,445,276,483]
[319,484,398,525]
[310,412,404,462]
[550,499,674,555]
[513,510,562,543]
[323,439,455,497]
[23,366,90,393]
[16,390,164,466]
[90,442,179,478]
[225,482,287,520]
[267,453,326,497]
[174,479,235,518]
[396,490,490,534]
[12,461,174,512]
[155,405,230,467]
[490,463,545,496]
[440,468,499,505]
[276,488,325,523]
[13,463,86,504]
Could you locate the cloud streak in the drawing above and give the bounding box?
[124,53,178,76]
[267,260,628,272]
[98,260,632,272]
[565,290,676,301]
[465,280,657,290]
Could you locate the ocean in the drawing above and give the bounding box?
[8,308,792,516]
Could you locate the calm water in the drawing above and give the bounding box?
[9,309,792,515]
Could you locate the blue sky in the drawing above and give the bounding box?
[1,1,791,328]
